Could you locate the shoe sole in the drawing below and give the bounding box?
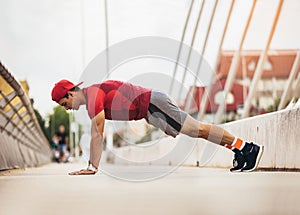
[230,164,246,172]
[230,169,243,173]
[242,145,264,172]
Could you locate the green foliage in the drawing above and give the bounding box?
[45,105,70,141]
[136,127,158,144]
[33,108,47,139]
[31,98,49,142]
[267,98,281,113]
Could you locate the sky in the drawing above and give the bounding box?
[0,0,299,118]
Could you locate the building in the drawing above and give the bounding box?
[183,49,299,122]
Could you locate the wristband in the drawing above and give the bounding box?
[87,162,98,173]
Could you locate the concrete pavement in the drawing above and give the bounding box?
[0,162,299,215]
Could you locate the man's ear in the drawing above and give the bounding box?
[68,91,74,97]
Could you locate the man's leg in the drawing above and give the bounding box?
[180,115,264,172]
[180,115,234,145]
[147,91,263,172]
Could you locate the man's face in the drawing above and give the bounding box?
[58,91,80,111]
[58,125,65,133]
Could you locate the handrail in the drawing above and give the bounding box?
[0,61,51,170]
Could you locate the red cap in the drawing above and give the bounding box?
[51,80,83,103]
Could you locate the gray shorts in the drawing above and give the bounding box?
[146,91,188,137]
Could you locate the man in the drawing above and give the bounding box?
[51,80,264,175]
[52,125,69,163]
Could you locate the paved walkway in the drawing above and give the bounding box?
[0,162,299,215]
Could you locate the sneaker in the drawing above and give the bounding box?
[241,142,264,172]
[230,148,246,172]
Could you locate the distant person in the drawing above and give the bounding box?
[51,80,264,175]
[52,125,69,163]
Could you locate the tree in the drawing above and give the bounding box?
[45,105,70,142]
[31,98,48,142]
[33,108,47,137]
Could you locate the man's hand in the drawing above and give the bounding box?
[68,169,96,175]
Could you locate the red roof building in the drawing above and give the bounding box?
[183,49,299,117]
[216,50,298,80]
[183,79,246,114]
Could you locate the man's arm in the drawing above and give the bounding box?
[69,110,105,175]
[89,110,105,169]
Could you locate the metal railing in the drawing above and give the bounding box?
[0,61,51,170]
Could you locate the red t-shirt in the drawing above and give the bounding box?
[83,80,151,120]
